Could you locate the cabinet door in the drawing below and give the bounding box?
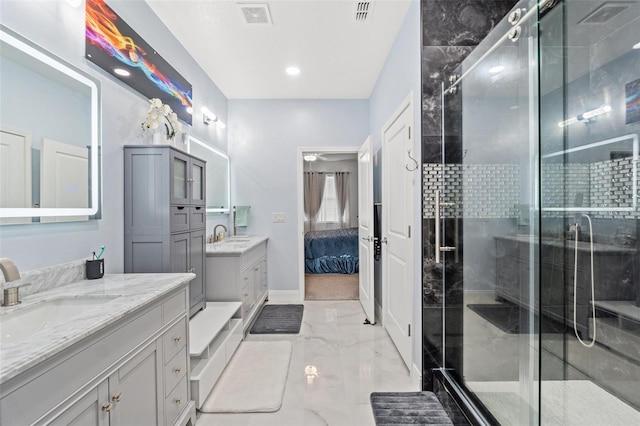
[109,343,161,425]
[170,233,190,273]
[241,267,254,323]
[252,260,263,304]
[190,157,206,206]
[189,229,206,308]
[170,150,190,205]
[49,381,110,426]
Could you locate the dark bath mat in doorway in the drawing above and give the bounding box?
[250,304,304,334]
[467,303,563,334]
[370,391,453,425]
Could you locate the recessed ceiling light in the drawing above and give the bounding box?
[634,42,640,49]
[489,65,505,74]
[286,66,300,76]
[114,68,130,77]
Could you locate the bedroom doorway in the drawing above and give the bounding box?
[296,147,361,301]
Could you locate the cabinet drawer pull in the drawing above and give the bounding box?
[176,206,185,210]
[102,402,113,412]
[173,367,182,374]
[195,207,201,210]
[174,336,182,343]
[175,398,182,405]
[111,393,122,402]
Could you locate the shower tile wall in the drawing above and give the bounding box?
[420,0,518,391]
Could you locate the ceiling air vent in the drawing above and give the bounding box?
[578,2,632,24]
[238,3,272,25]
[353,1,374,22]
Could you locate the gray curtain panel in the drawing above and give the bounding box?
[334,172,349,228]
[303,172,326,231]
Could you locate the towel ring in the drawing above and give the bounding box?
[405,149,419,172]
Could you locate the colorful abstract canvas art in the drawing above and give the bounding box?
[85,0,193,124]
[626,78,640,125]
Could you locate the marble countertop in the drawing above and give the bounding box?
[206,235,268,256]
[0,273,194,384]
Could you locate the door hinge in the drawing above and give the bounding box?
[408,324,411,337]
[408,225,411,238]
[408,126,411,139]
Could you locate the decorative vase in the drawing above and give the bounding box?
[152,132,174,145]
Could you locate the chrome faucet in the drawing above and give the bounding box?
[213,224,228,242]
[0,258,28,306]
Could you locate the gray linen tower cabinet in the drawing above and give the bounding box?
[124,145,207,317]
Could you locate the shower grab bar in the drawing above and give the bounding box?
[435,190,456,264]
[443,0,549,95]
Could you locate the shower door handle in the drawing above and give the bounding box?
[435,190,457,264]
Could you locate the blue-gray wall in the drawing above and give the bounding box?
[228,99,369,293]
[0,0,228,272]
[368,0,422,379]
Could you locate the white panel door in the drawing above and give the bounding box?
[40,138,89,222]
[0,127,32,224]
[358,136,375,323]
[382,100,414,369]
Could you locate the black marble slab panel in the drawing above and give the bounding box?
[422,46,473,136]
[422,0,518,47]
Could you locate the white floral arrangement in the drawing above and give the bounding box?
[141,98,182,139]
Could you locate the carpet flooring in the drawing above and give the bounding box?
[305,273,359,300]
[250,304,304,334]
[370,391,453,425]
[200,341,292,413]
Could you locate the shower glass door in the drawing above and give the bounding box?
[539,1,640,425]
[440,0,540,424]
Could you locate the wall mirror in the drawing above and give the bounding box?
[0,25,101,224]
[188,135,230,214]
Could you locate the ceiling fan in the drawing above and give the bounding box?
[303,152,356,162]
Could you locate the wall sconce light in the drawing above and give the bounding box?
[558,105,611,127]
[202,106,226,128]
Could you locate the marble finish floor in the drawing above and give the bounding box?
[196,301,416,426]
[462,291,640,424]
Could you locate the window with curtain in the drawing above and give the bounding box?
[318,175,339,223]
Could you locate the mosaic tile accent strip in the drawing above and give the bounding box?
[425,158,640,219]
[423,163,519,219]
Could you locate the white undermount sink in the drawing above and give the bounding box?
[0,296,120,344]
[227,236,251,241]
[212,236,251,249]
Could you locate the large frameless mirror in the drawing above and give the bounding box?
[0,25,101,224]
[188,135,230,214]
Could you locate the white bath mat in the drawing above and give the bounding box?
[199,341,292,413]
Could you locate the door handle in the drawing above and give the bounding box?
[361,236,371,242]
[435,190,456,264]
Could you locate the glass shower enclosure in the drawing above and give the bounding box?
[436,0,640,424]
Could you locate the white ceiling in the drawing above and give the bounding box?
[146,0,411,99]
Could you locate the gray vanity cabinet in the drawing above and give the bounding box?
[0,287,194,426]
[49,381,109,425]
[50,343,161,426]
[124,146,206,317]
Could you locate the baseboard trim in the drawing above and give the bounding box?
[268,290,302,302]
[411,363,422,390]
